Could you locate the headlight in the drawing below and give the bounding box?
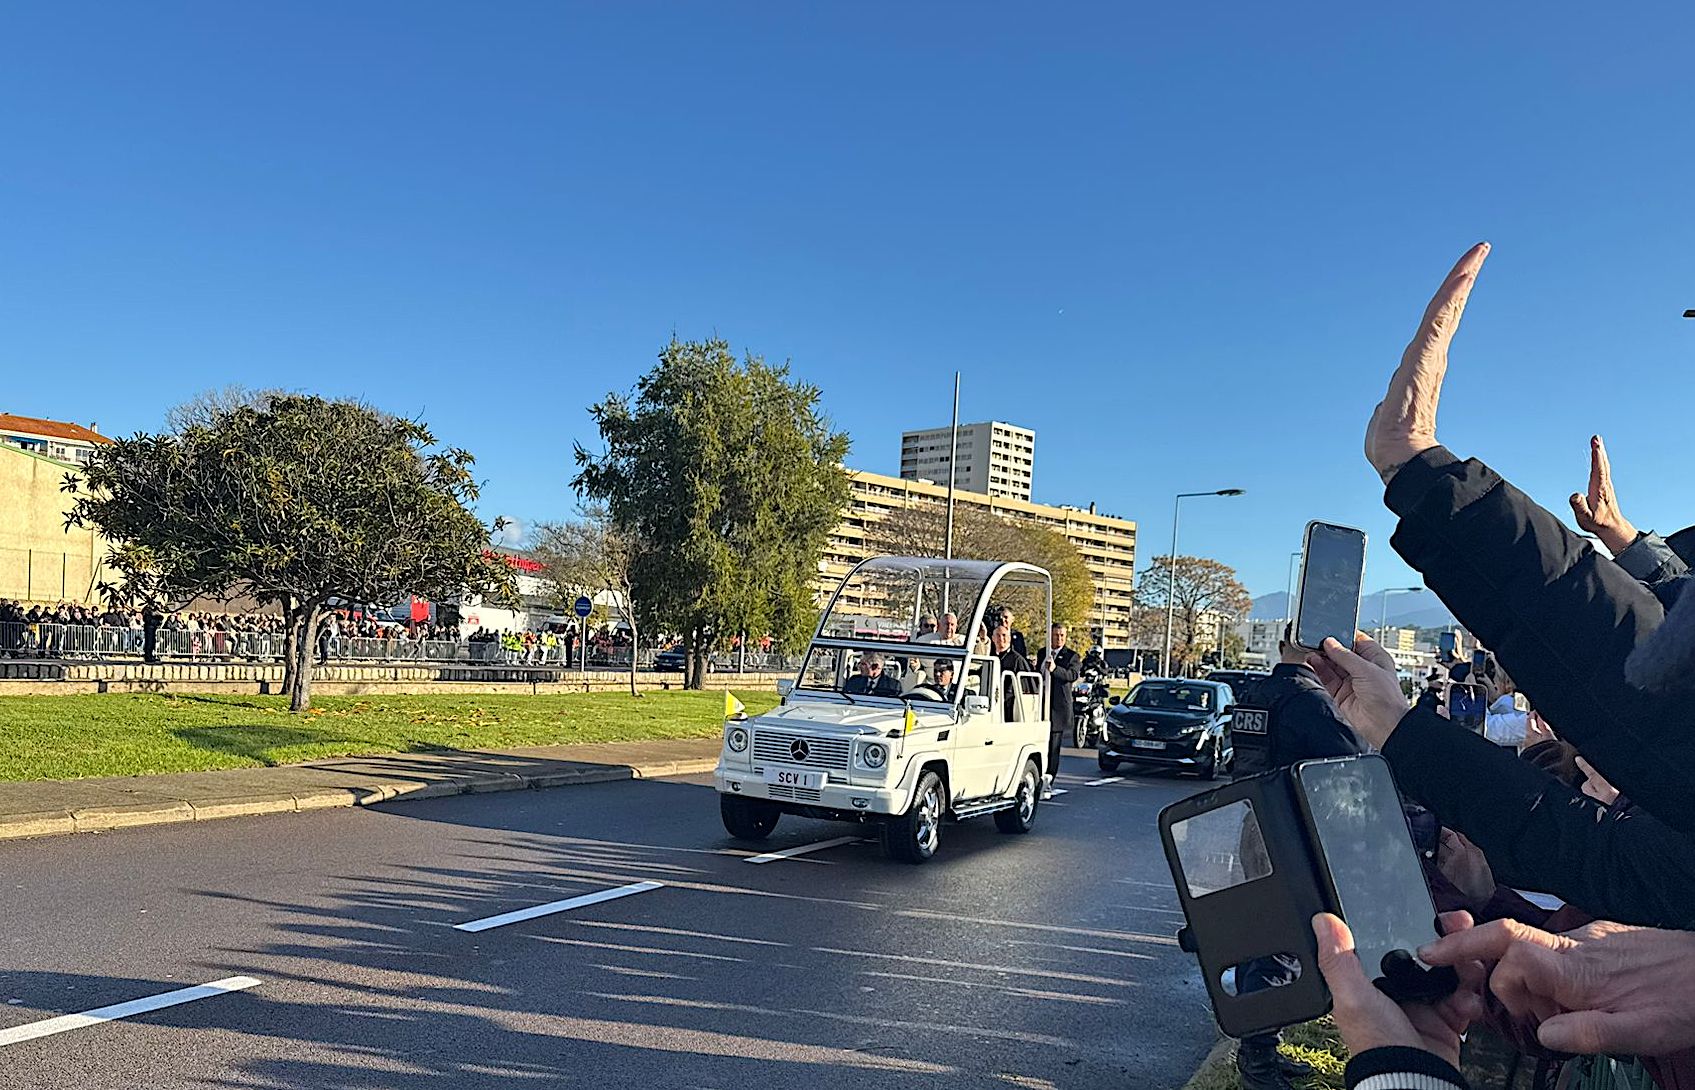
[727,726,749,752]
[862,743,888,768]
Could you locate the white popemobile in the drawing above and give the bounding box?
[714,557,1054,863]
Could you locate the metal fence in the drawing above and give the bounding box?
[0,621,801,673]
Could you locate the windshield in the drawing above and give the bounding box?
[1128,682,1217,712]
[796,645,966,704]
[819,559,994,646]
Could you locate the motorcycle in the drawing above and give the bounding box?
[1072,669,1110,748]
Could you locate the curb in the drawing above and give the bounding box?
[0,758,720,844]
[1179,1038,1234,1090]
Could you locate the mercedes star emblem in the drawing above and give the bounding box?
[789,739,810,762]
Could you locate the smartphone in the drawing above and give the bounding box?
[1438,631,1457,660]
[1293,522,1367,652]
[1294,757,1450,997]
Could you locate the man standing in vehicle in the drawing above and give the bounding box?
[1035,623,1080,799]
[1229,624,1361,1090]
[987,609,1032,722]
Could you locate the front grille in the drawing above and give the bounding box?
[752,730,851,771]
[768,783,823,803]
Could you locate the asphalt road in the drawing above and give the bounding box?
[0,752,1217,1089]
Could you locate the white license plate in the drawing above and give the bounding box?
[763,767,826,789]
[1130,739,1164,750]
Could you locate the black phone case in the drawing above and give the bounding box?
[1157,773,1332,1039]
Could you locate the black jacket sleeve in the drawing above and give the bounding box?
[1049,649,1080,687]
[1272,687,1362,765]
[1385,447,1695,837]
[1382,705,1695,929]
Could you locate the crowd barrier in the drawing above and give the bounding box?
[0,621,799,673]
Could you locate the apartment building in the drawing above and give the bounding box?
[822,469,1136,644]
[899,421,1035,501]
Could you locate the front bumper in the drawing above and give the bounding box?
[1098,734,1208,767]
[714,766,907,817]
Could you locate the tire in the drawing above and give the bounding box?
[995,759,1041,834]
[720,795,779,840]
[882,770,944,864]
[1197,738,1224,780]
[1097,754,1120,774]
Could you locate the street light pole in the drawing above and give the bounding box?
[1161,488,1245,677]
[1376,586,1422,645]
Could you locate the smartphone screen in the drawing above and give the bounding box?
[1295,523,1366,650]
[1296,757,1439,980]
[1438,632,1457,658]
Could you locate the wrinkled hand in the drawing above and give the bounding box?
[1419,919,1695,1057]
[1366,243,1491,483]
[1521,710,1556,750]
[1574,757,1620,807]
[1313,912,1483,1069]
[1307,633,1411,748]
[1436,829,1497,909]
[1569,435,1638,555]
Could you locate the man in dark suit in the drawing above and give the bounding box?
[1035,623,1080,799]
[843,651,901,697]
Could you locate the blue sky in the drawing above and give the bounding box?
[4,2,1692,598]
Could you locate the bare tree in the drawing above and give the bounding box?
[533,506,643,697]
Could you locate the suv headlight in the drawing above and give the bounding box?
[861,742,888,769]
[726,726,749,752]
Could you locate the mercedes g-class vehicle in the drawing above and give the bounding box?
[714,557,1054,863]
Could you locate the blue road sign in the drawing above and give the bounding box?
[573,596,593,619]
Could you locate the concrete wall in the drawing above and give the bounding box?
[0,444,112,606]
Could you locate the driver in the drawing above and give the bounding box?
[843,651,902,697]
[931,659,957,701]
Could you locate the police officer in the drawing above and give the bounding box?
[1230,624,1360,1090]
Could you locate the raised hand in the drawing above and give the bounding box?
[1569,435,1638,554]
[1366,243,1491,483]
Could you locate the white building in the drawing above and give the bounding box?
[0,413,111,466]
[900,421,1035,501]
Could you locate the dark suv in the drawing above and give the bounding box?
[1205,669,1270,704]
[1097,678,1236,779]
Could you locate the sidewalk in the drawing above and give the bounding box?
[0,737,724,842]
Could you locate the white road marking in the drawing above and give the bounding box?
[1084,776,1122,786]
[1047,788,1068,797]
[744,836,866,865]
[0,976,260,1048]
[454,880,664,932]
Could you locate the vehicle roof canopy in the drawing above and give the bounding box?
[815,556,1051,648]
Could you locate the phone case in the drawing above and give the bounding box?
[1293,520,1367,652]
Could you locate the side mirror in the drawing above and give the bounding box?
[1108,695,1122,706]
[776,679,794,698]
[1222,704,1235,715]
[964,695,991,716]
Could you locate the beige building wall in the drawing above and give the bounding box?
[822,469,1137,644]
[0,444,112,606]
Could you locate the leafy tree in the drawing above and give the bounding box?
[1220,629,1247,668]
[64,393,515,710]
[532,506,643,697]
[1133,555,1251,675]
[869,503,1094,636]
[574,337,852,689]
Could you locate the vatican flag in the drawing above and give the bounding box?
[725,691,746,720]
[903,704,917,735]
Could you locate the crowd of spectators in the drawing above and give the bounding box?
[1286,243,1695,1090]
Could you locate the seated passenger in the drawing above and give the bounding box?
[915,612,965,646]
[843,651,902,697]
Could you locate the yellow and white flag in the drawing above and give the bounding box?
[903,704,917,735]
[725,691,746,720]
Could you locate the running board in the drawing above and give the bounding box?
[950,796,1017,820]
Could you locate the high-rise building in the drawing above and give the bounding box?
[821,469,1136,645]
[899,421,1034,501]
